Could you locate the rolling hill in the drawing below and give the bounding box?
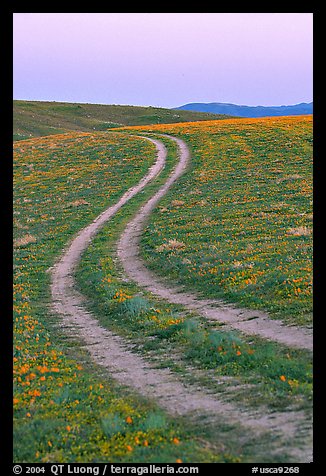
[13,100,232,141]
[118,115,313,325]
[14,115,312,463]
[174,101,313,118]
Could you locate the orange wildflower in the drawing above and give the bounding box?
[28,389,41,397]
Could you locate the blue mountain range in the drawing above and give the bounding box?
[174,102,313,118]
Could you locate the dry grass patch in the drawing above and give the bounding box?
[159,207,169,213]
[14,234,37,248]
[171,200,185,207]
[287,226,312,237]
[156,239,186,252]
[68,198,90,208]
[196,199,208,207]
[276,174,302,184]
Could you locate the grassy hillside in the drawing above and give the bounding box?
[117,115,313,325]
[13,121,312,462]
[14,132,228,463]
[13,100,231,141]
[74,127,312,459]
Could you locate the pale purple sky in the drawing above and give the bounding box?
[13,13,313,108]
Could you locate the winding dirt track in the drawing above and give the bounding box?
[117,135,312,352]
[51,134,312,462]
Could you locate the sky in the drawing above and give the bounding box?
[13,13,313,108]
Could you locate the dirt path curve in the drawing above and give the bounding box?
[51,134,312,462]
[117,134,313,352]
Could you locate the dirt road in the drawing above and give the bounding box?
[51,134,312,462]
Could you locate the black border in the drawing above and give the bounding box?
[3,6,320,474]
[1,3,14,471]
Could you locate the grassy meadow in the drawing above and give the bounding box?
[119,116,313,326]
[76,132,312,414]
[13,100,231,141]
[14,132,231,462]
[13,114,313,462]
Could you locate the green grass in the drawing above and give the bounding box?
[14,121,313,462]
[76,154,312,415]
[117,116,313,326]
[13,130,246,463]
[74,133,311,418]
[13,100,232,141]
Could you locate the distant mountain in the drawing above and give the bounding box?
[174,102,313,118]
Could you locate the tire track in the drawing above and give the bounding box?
[117,134,312,352]
[51,134,312,462]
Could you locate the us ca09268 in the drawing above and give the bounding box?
[258,469,299,474]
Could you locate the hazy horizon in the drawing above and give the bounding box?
[13,13,313,108]
[13,98,313,109]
